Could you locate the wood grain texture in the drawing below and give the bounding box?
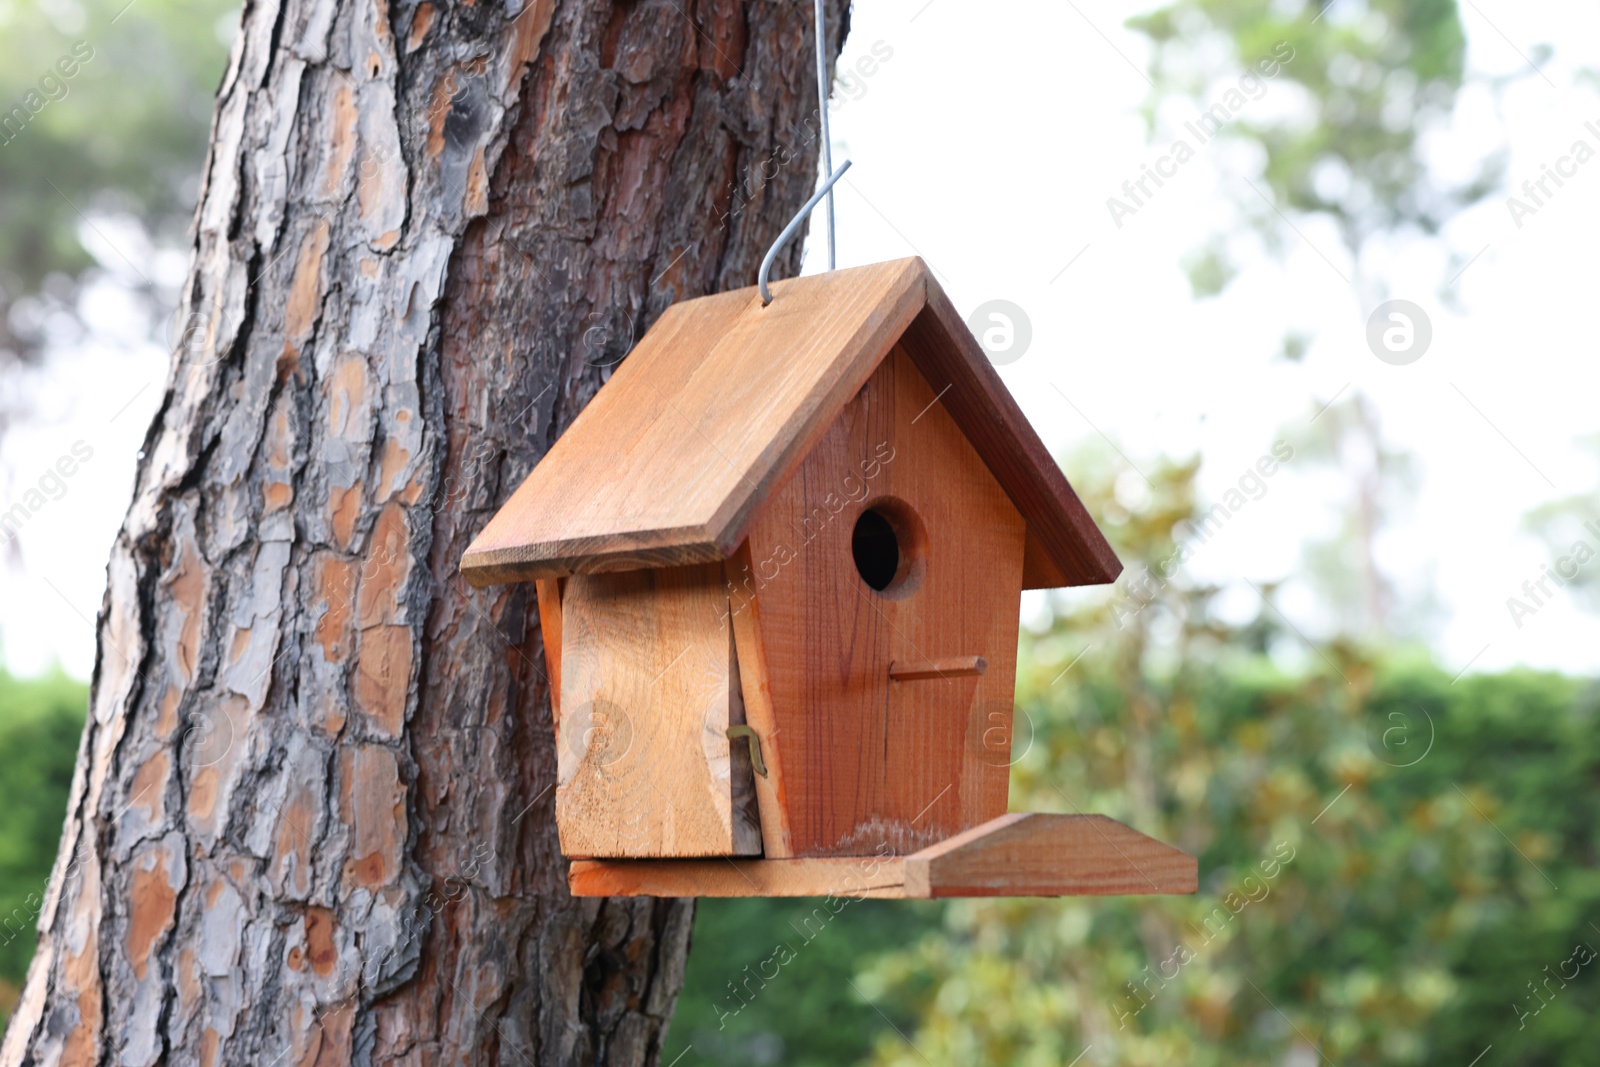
[558,563,761,858]
[889,656,988,681]
[900,274,1124,589]
[570,853,909,899]
[726,545,795,858]
[569,813,1197,898]
[460,259,927,584]
[905,812,1197,897]
[734,345,1027,857]
[535,578,564,725]
[1022,529,1074,590]
[461,257,1123,593]
[726,622,761,844]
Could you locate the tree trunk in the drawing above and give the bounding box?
[3,0,847,1062]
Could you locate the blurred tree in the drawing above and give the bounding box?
[1128,0,1504,302]
[1279,392,1444,641]
[1523,441,1600,616]
[0,0,235,419]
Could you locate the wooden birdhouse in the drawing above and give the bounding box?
[462,258,1196,899]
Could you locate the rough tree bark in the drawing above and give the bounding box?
[3,0,848,1062]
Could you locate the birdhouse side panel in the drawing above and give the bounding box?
[731,344,1028,858]
[535,578,564,723]
[556,563,762,858]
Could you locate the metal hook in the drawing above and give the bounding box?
[756,0,845,306]
[725,725,769,777]
[758,160,851,306]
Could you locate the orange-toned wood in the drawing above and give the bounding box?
[557,563,761,858]
[568,813,1197,898]
[734,345,1028,857]
[1021,530,1073,590]
[725,622,760,846]
[570,852,909,899]
[535,577,563,725]
[902,276,1123,589]
[726,545,795,858]
[904,813,1196,897]
[889,656,987,681]
[460,258,1122,593]
[460,260,927,585]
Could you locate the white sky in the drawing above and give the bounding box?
[4,0,1600,680]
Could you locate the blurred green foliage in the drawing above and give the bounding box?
[0,0,234,365]
[670,455,1600,1066]
[0,669,86,1021]
[1128,0,1504,297]
[667,897,940,1067]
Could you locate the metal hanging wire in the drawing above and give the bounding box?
[758,0,850,305]
[758,161,850,305]
[813,0,836,270]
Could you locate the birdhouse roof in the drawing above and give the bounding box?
[461,257,1121,590]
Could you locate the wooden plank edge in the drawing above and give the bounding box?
[461,258,933,588]
[905,276,1123,588]
[709,259,931,559]
[534,577,563,726]
[569,856,911,898]
[460,525,724,587]
[907,812,1197,898]
[568,812,1197,898]
[726,544,796,858]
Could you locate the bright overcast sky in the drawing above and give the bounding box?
[4,0,1600,680]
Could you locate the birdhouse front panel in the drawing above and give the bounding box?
[728,344,1028,858]
[555,562,762,858]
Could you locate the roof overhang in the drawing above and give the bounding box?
[461,258,1121,590]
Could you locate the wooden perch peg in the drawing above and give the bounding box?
[888,655,987,681]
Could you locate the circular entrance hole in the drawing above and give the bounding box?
[850,499,926,597]
[852,509,899,591]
